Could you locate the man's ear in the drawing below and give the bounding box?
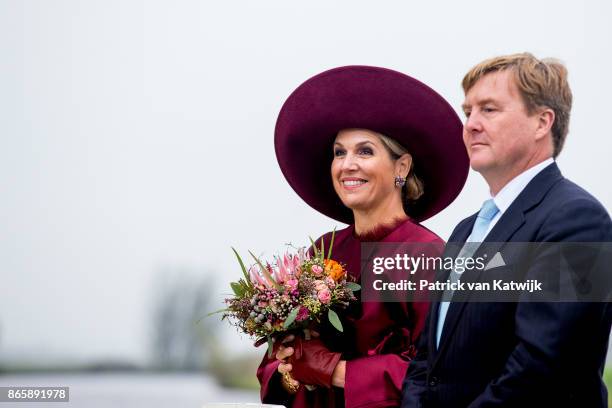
[535,107,555,141]
[396,153,413,178]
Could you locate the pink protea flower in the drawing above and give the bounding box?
[275,252,302,282]
[282,254,292,274]
[275,256,288,282]
[318,289,331,304]
[273,262,285,283]
[311,265,323,276]
[249,265,266,287]
[265,263,280,286]
[289,253,302,276]
[249,265,276,289]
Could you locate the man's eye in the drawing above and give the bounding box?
[464,111,471,118]
[334,149,346,157]
[483,107,496,113]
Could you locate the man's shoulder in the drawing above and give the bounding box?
[540,176,608,215]
[504,161,607,216]
[530,176,612,242]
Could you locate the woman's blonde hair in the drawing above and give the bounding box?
[376,132,424,212]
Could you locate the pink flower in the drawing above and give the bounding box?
[285,279,298,292]
[249,265,266,287]
[296,306,309,321]
[324,277,335,288]
[273,264,284,283]
[311,265,323,276]
[314,280,328,291]
[318,289,331,304]
[275,252,302,282]
[249,265,276,289]
[275,256,288,282]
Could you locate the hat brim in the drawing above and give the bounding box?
[275,65,469,224]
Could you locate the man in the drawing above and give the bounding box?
[401,53,612,407]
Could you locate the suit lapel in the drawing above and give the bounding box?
[432,163,563,365]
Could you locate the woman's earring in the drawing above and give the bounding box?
[394,175,406,188]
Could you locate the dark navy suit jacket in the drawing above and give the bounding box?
[401,163,612,407]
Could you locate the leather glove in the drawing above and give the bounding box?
[289,336,341,388]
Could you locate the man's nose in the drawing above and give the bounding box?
[464,112,483,134]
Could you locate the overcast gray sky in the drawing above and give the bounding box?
[1,0,610,364]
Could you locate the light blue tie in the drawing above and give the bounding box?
[436,199,499,348]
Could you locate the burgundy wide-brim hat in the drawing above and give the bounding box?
[275,65,468,224]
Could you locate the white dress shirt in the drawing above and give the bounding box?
[485,158,555,237]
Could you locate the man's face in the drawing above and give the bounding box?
[462,70,541,178]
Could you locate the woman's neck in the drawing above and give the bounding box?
[353,201,408,236]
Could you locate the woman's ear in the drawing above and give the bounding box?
[396,153,413,178]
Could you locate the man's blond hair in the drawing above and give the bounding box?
[462,52,572,157]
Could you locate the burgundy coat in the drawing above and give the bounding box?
[257,219,443,408]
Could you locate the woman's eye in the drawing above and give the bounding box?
[359,147,373,155]
[334,149,346,157]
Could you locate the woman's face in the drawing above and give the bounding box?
[331,129,404,213]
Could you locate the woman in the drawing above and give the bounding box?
[257,66,468,407]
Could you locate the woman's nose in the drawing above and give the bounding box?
[341,153,359,171]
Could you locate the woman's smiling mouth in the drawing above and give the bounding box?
[341,178,368,189]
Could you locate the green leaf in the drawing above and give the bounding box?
[346,282,361,292]
[230,281,245,297]
[328,308,343,332]
[237,278,253,296]
[267,336,274,358]
[231,247,253,288]
[248,251,281,290]
[199,308,229,321]
[309,236,320,258]
[327,227,336,260]
[319,236,325,261]
[283,306,300,329]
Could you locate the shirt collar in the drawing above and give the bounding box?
[491,158,555,214]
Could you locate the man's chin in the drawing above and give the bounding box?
[469,158,494,173]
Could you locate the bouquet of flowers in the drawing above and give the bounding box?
[217,232,360,356]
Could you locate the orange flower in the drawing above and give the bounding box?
[324,259,346,282]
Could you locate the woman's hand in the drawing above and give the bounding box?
[289,336,342,388]
[331,360,346,388]
[275,335,300,393]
